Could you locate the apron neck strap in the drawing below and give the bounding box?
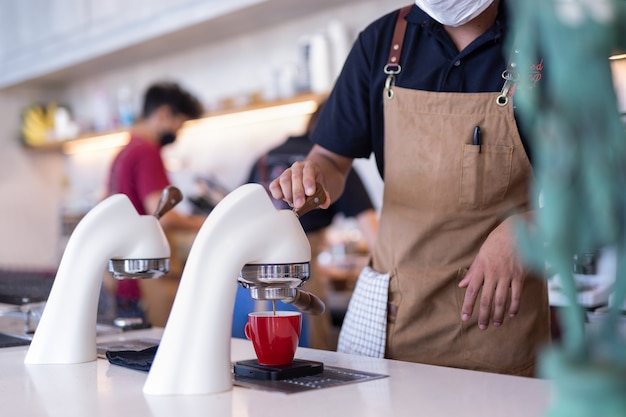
[497,37,520,107]
[385,5,412,75]
[384,5,412,99]
[383,5,525,107]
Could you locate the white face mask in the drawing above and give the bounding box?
[414,0,494,27]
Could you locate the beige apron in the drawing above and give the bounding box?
[378,86,550,376]
[339,7,550,376]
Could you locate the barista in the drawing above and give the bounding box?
[107,81,205,323]
[269,0,550,376]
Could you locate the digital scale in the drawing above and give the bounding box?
[232,359,388,394]
[233,358,324,380]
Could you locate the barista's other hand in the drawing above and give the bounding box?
[269,160,331,211]
[458,215,525,330]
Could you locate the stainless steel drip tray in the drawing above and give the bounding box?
[233,363,387,394]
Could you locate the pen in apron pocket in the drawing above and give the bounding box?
[473,125,482,154]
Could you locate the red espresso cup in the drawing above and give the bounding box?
[244,311,302,366]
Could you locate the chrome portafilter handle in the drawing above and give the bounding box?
[248,286,297,300]
[238,262,325,315]
[238,263,310,296]
[107,258,170,280]
[107,186,182,280]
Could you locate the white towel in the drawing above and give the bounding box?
[337,266,389,358]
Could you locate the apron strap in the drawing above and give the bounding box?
[497,38,521,107]
[384,5,412,99]
[382,5,528,106]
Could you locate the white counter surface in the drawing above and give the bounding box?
[0,328,552,417]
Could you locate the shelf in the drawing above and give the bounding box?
[0,0,362,90]
[23,91,326,154]
[22,130,129,154]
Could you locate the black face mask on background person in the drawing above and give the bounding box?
[159,132,177,147]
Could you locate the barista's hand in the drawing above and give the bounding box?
[458,216,526,330]
[269,159,331,210]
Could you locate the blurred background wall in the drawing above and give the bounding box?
[0,0,409,270]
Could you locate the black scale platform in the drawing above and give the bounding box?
[234,359,324,380]
[233,358,387,394]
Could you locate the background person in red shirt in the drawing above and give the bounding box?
[107,81,205,323]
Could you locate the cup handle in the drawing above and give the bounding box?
[244,322,252,340]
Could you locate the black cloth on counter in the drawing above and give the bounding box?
[105,345,158,372]
[0,333,31,348]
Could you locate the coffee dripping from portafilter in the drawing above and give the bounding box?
[237,186,327,316]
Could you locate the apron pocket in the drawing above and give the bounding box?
[337,266,390,358]
[459,144,513,209]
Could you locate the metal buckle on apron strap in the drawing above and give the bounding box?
[497,44,520,107]
[383,6,411,100]
[384,64,401,99]
[497,68,520,106]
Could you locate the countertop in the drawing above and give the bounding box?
[0,328,552,417]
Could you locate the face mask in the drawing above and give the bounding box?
[159,132,177,148]
[414,0,493,27]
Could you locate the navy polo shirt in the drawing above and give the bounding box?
[311,1,530,178]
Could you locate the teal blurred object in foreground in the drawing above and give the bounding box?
[509,1,626,416]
